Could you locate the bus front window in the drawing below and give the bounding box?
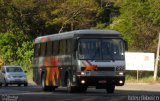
[78,39,125,60]
[78,39,101,60]
[102,39,125,60]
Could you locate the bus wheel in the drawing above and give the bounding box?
[106,83,115,93]
[67,76,75,93]
[78,86,87,93]
[50,86,56,91]
[41,74,49,91]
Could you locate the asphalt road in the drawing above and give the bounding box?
[0,83,160,101]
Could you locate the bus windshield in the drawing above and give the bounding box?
[78,39,125,60]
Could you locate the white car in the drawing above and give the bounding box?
[0,65,28,87]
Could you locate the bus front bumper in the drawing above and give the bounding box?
[76,76,125,87]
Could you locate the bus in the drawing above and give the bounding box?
[33,29,127,93]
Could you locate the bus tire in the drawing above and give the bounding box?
[50,86,56,91]
[67,76,75,93]
[41,74,49,91]
[41,74,55,91]
[106,83,115,93]
[78,86,87,93]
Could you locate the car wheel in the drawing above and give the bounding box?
[24,83,28,87]
[18,84,21,87]
[4,80,8,87]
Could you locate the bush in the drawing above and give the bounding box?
[0,32,34,79]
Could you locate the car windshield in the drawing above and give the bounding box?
[78,39,125,60]
[6,67,23,72]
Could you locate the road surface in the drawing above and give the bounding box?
[0,83,160,101]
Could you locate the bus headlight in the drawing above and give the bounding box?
[81,72,85,75]
[119,72,124,76]
[77,72,86,76]
[81,80,85,84]
[119,80,123,84]
[77,71,90,76]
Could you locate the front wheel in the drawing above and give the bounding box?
[41,74,49,91]
[41,74,55,91]
[18,84,21,87]
[67,76,76,93]
[77,86,87,93]
[106,83,115,93]
[24,83,28,86]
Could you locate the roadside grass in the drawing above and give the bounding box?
[126,74,160,83]
[26,70,33,82]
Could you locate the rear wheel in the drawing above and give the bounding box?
[41,74,55,91]
[106,83,115,93]
[42,74,49,91]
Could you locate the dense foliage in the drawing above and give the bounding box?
[0,0,159,77]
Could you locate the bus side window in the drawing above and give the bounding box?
[52,41,54,55]
[66,39,72,54]
[34,43,40,57]
[59,40,66,55]
[40,43,47,56]
[53,41,59,56]
[47,41,52,56]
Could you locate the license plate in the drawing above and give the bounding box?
[98,80,107,83]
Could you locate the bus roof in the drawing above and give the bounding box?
[35,29,121,43]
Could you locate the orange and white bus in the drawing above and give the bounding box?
[33,29,127,93]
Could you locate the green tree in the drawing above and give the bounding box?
[0,32,33,72]
[46,0,100,33]
[109,0,160,52]
[0,33,18,63]
[16,41,33,71]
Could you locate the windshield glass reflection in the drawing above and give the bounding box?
[78,39,125,60]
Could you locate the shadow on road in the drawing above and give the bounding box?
[0,86,160,101]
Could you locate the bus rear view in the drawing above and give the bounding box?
[33,29,127,93]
